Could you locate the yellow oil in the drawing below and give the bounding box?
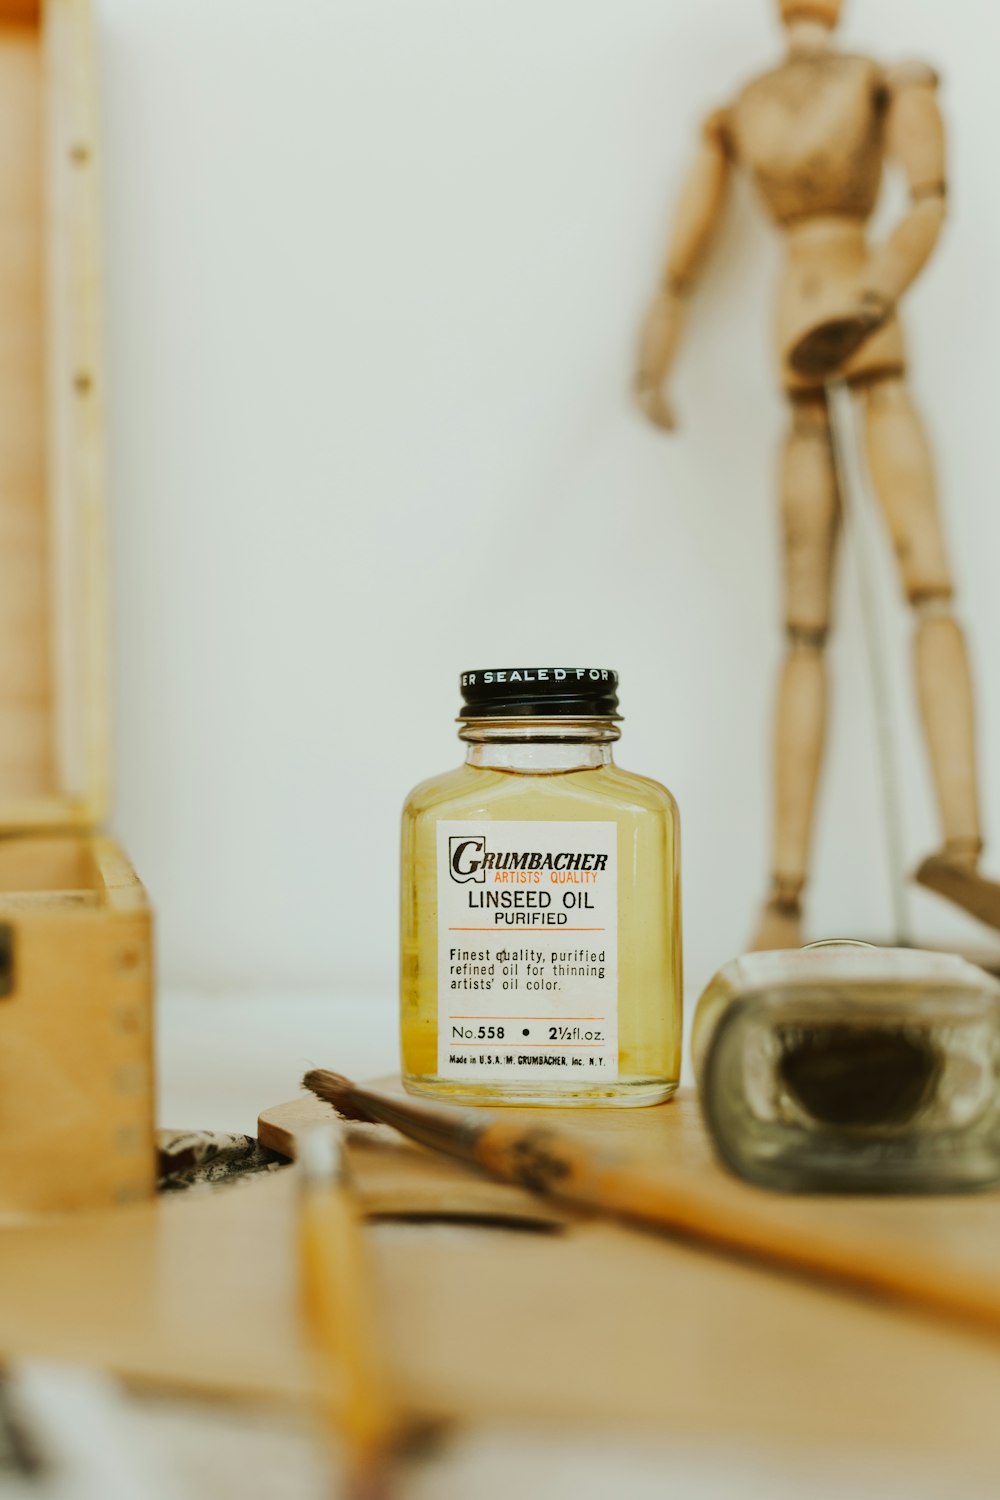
[400,760,682,1106]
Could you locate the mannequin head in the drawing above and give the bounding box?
[778,0,842,30]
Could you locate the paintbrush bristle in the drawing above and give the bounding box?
[302,1069,375,1124]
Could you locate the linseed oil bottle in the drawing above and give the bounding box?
[400,669,682,1106]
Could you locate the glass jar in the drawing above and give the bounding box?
[692,944,1000,1193]
[400,668,682,1106]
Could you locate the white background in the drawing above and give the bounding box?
[97,0,1000,1010]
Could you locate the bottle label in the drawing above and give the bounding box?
[436,820,619,1082]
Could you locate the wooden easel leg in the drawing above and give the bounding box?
[752,393,838,951]
[859,375,1000,930]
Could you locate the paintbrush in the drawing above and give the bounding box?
[302,1069,1000,1339]
[298,1123,400,1500]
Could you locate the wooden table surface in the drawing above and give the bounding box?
[4,986,992,1499]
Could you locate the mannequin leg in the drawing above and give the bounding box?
[859,376,1000,928]
[752,392,839,951]
[859,376,981,856]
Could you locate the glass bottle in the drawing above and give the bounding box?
[692,943,1000,1193]
[400,669,682,1106]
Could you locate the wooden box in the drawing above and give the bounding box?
[0,0,155,1214]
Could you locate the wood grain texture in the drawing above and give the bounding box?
[636,13,989,938]
[0,1,154,1215]
[0,833,155,1214]
[6,1090,1000,1479]
[633,112,730,431]
[780,0,841,26]
[915,611,980,848]
[260,1094,566,1228]
[0,0,110,829]
[44,0,111,827]
[762,394,837,920]
[861,377,952,603]
[771,641,826,897]
[0,27,55,800]
[266,1084,1000,1345]
[0,2,41,24]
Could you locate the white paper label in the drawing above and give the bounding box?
[436,820,619,1081]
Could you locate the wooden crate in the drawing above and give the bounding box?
[0,0,155,1214]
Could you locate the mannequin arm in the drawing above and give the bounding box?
[863,64,947,317]
[635,109,732,430]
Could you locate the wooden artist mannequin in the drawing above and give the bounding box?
[635,0,1000,948]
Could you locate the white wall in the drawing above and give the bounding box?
[97,0,1000,1003]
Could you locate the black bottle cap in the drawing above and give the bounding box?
[459,668,620,719]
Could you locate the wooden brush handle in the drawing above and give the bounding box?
[476,1121,1000,1338]
[300,1079,1000,1344]
[301,1185,396,1454]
